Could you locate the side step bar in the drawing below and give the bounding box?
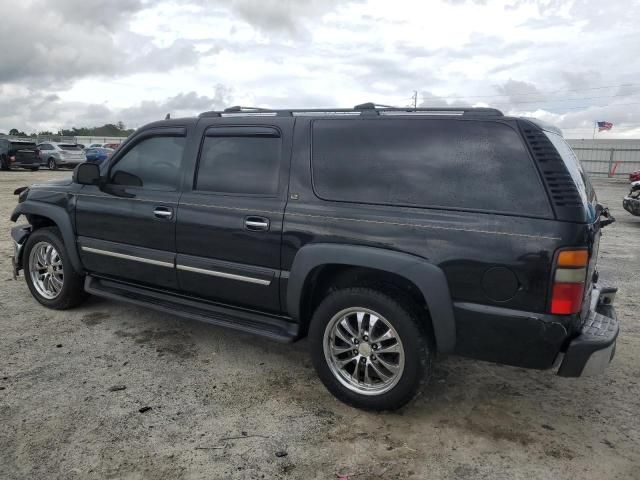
[85,275,299,342]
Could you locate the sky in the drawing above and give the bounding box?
[0,0,639,138]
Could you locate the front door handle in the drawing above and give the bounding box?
[153,206,174,219]
[245,216,270,231]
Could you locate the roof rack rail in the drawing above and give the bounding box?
[355,102,397,110]
[198,104,503,118]
[223,105,271,113]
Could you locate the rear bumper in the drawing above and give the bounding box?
[557,287,619,377]
[58,158,85,166]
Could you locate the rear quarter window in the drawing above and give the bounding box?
[311,118,552,217]
[544,132,596,208]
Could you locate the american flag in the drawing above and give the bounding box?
[598,121,613,132]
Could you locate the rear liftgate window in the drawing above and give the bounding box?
[312,119,552,217]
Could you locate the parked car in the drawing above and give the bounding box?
[630,170,640,183]
[0,139,40,171]
[87,143,108,149]
[103,143,122,150]
[84,147,114,164]
[37,142,86,170]
[10,104,619,411]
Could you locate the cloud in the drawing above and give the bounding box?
[1,0,640,138]
[0,85,233,133]
[33,0,144,28]
[119,86,232,125]
[195,0,363,37]
[0,1,203,88]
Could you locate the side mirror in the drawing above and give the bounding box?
[111,170,143,187]
[73,163,101,185]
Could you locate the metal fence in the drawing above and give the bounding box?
[574,147,640,177]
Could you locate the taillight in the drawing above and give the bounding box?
[9,155,16,162]
[550,249,588,314]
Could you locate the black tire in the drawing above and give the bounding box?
[0,155,9,171]
[308,287,432,411]
[23,227,88,310]
[48,158,57,170]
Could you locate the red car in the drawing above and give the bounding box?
[630,170,640,182]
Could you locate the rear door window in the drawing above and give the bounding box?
[312,119,552,217]
[195,128,281,195]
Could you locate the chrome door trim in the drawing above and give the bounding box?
[176,264,271,285]
[81,246,174,268]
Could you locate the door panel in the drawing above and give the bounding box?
[75,129,187,289]
[78,235,176,289]
[176,117,294,313]
[75,188,180,288]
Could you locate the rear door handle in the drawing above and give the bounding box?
[153,206,174,219]
[244,216,270,231]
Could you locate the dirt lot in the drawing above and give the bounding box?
[0,170,638,480]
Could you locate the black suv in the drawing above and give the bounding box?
[10,104,619,410]
[1,138,40,171]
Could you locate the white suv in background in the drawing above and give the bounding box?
[37,142,86,170]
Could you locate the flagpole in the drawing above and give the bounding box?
[592,121,596,140]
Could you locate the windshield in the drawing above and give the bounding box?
[10,142,36,149]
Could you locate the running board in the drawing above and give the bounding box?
[85,275,299,342]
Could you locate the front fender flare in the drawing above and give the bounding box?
[287,243,456,353]
[11,202,84,274]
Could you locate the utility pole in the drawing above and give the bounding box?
[412,90,418,108]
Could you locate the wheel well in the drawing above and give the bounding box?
[26,214,57,230]
[299,265,430,336]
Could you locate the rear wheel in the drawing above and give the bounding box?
[309,287,432,410]
[0,155,9,171]
[23,227,87,309]
[48,158,57,170]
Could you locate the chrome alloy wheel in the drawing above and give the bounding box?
[28,241,64,300]
[323,307,405,395]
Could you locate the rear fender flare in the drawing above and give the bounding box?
[287,243,456,352]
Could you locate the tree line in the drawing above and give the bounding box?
[2,122,135,138]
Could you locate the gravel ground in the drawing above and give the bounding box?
[1,170,638,480]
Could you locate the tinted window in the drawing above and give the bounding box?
[312,119,551,216]
[196,135,281,195]
[59,144,81,151]
[110,136,185,191]
[11,142,36,149]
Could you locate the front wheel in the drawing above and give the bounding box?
[23,227,87,309]
[309,287,433,411]
[48,158,57,170]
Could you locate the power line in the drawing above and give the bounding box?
[431,82,640,100]
[494,93,634,106]
[496,101,640,112]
